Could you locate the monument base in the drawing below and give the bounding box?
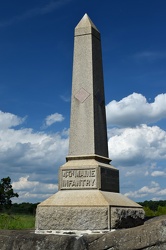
[35,190,144,231]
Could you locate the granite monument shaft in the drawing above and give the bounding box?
[35,14,144,233]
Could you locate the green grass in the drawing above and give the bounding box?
[0,213,35,229]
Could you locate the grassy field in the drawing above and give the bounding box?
[1,206,166,230]
[0,213,35,229]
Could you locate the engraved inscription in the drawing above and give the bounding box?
[61,169,96,189]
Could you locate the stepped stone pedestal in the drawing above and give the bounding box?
[35,14,144,233]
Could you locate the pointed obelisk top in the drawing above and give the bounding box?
[75,13,100,38]
[75,13,99,31]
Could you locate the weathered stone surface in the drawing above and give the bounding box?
[0,230,87,250]
[86,215,166,250]
[111,207,145,229]
[36,206,108,230]
[36,190,144,231]
[1,216,166,250]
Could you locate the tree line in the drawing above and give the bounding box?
[138,200,166,211]
[0,177,166,216]
[138,200,166,217]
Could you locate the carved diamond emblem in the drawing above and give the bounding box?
[74,88,90,103]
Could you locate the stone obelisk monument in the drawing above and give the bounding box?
[35,14,144,233]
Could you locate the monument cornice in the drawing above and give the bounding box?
[66,154,111,164]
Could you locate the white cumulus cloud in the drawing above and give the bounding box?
[44,113,65,127]
[106,93,166,127]
[13,175,58,192]
[157,189,166,196]
[0,111,68,193]
[0,111,26,129]
[151,171,166,177]
[124,181,160,198]
[12,176,58,202]
[108,124,166,166]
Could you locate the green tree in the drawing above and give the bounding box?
[143,206,155,217]
[156,206,166,216]
[0,177,19,211]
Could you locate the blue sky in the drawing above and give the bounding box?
[0,0,166,203]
